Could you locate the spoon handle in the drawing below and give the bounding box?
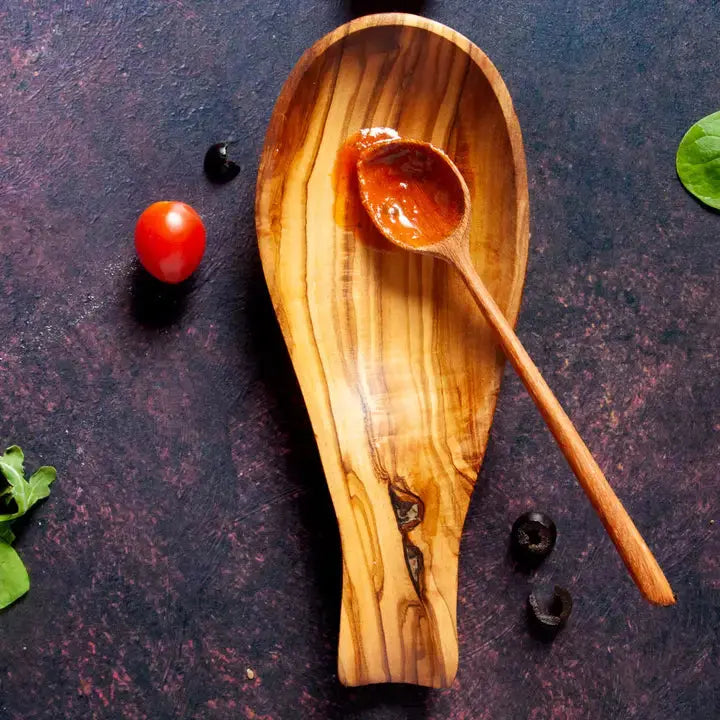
[452,250,675,606]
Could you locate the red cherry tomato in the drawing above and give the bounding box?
[135,201,206,283]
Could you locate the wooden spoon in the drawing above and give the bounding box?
[356,138,675,608]
[256,14,530,687]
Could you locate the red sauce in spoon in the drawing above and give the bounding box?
[356,142,465,248]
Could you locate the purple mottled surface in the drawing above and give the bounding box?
[1,1,719,718]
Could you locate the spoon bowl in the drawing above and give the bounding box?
[357,138,471,254]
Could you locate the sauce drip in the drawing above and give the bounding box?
[332,127,400,251]
[356,143,465,247]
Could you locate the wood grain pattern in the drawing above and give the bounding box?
[255,13,529,688]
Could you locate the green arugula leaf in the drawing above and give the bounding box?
[0,446,56,521]
[676,110,720,210]
[0,541,30,609]
[1,445,24,477]
[26,466,56,505]
[0,446,25,505]
[0,445,56,610]
[0,523,15,544]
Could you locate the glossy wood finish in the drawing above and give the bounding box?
[255,14,529,687]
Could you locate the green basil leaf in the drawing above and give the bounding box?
[0,541,29,609]
[676,110,720,210]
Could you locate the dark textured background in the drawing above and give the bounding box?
[1,1,719,718]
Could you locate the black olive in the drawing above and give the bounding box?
[204,142,240,183]
[527,585,573,639]
[510,510,557,566]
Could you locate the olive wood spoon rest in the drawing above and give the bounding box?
[357,138,675,609]
[256,14,529,687]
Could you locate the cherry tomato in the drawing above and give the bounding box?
[135,201,206,283]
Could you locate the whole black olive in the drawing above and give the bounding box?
[204,142,240,184]
[510,510,557,566]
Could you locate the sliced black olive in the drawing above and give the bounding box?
[204,142,240,183]
[510,510,557,566]
[527,585,573,639]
